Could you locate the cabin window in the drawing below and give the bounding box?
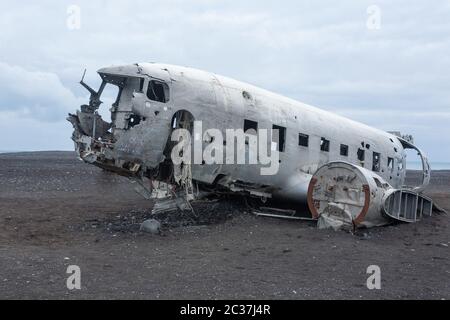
[272,125,286,152]
[388,157,394,171]
[298,133,309,147]
[372,152,381,172]
[340,144,348,156]
[320,137,330,152]
[146,80,169,103]
[244,119,258,134]
[357,148,365,161]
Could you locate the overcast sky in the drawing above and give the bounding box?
[0,1,449,162]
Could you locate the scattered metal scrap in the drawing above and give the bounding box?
[252,207,316,221]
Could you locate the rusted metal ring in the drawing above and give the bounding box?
[307,177,319,219]
[353,184,370,225]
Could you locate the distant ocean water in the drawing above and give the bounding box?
[1,151,449,170]
[407,161,450,170]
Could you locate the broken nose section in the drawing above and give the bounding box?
[67,106,141,177]
[68,106,111,164]
[76,106,111,139]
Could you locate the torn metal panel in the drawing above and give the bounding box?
[383,189,433,222]
[252,207,316,221]
[396,136,431,192]
[151,196,192,215]
[77,110,111,139]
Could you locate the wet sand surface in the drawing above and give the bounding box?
[0,151,448,299]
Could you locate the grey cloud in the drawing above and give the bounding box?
[0,62,82,122]
[0,0,448,160]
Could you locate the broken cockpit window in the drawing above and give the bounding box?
[147,80,169,103]
[138,78,145,93]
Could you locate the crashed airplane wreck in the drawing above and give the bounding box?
[68,62,442,231]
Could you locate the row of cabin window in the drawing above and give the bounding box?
[244,120,396,174]
[244,120,287,152]
[299,133,395,172]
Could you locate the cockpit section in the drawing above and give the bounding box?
[67,64,174,178]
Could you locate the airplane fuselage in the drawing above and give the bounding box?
[68,63,430,205]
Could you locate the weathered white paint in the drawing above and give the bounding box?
[68,62,430,208]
